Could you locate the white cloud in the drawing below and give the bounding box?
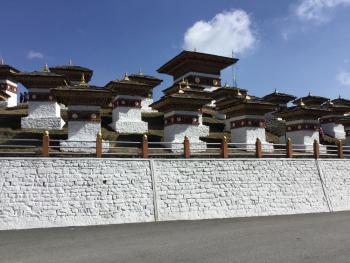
[183,9,256,57]
[27,50,44,60]
[295,0,350,22]
[337,70,350,86]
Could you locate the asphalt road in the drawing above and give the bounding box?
[1,212,350,263]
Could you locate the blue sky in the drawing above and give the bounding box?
[1,0,350,100]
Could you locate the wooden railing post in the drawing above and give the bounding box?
[42,130,49,157]
[222,136,228,158]
[142,134,148,158]
[313,139,320,159]
[286,138,293,158]
[96,131,102,158]
[337,140,344,159]
[255,138,262,158]
[184,136,190,159]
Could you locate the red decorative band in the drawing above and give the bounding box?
[286,123,319,132]
[164,115,199,126]
[230,119,266,129]
[29,92,56,101]
[0,84,17,93]
[68,111,101,122]
[185,75,221,87]
[113,98,141,108]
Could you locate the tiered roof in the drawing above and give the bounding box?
[105,74,153,97]
[263,90,296,105]
[157,51,237,80]
[151,79,212,112]
[15,65,65,89]
[50,61,93,84]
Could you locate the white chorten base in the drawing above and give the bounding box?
[60,121,108,153]
[141,98,157,113]
[321,123,346,140]
[230,127,273,152]
[111,106,148,134]
[21,101,65,130]
[21,117,65,130]
[163,124,209,153]
[285,130,326,153]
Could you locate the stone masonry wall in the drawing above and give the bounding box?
[0,159,154,230]
[1,158,350,230]
[318,160,350,212]
[154,160,330,221]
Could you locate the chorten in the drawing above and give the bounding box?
[52,75,113,152]
[128,71,162,112]
[0,60,20,108]
[214,88,276,150]
[16,64,66,129]
[277,98,330,151]
[151,79,212,152]
[105,73,152,133]
[319,97,350,139]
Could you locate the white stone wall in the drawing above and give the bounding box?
[0,159,154,230]
[318,160,350,212]
[1,158,350,230]
[5,90,17,108]
[154,160,329,221]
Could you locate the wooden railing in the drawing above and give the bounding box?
[0,131,349,159]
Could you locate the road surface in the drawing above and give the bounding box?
[1,212,350,263]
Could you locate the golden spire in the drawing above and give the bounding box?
[298,98,305,107]
[179,78,186,87]
[123,72,130,81]
[43,63,49,72]
[80,73,87,86]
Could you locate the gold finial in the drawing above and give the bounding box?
[138,68,144,76]
[298,98,305,107]
[43,63,49,72]
[80,73,87,86]
[123,72,130,81]
[179,78,186,87]
[69,58,73,65]
[97,131,102,138]
[44,130,49,136]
